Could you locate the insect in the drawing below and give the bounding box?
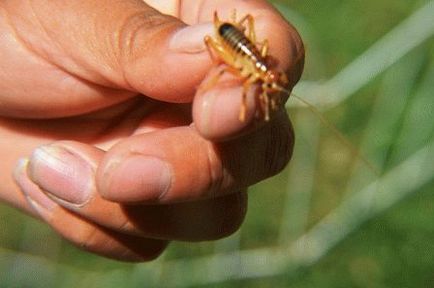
[202,10,291,122]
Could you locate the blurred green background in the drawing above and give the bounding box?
[1,0,433,287]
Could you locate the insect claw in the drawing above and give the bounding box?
[213,11,220,24]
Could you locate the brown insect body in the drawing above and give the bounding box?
[217,23,267,78]
[203,12,289,121]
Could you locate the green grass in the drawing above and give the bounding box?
[1,0,433,287]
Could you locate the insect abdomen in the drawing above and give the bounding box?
[218,23,257,57]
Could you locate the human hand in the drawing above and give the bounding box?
[1,0,304,261]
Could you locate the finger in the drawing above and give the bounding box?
[23,141,247,241]
[13,159,168,262]
[0,99,189,210]
[98,110,294,203]
[1,0,214,117]
[192,1,305,139]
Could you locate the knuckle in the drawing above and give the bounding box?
[116,10,175,64]
[113,9,181,90]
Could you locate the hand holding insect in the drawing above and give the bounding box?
[2,0,304,261]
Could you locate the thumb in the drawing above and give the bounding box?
[5,0,212,102]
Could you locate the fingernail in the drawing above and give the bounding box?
[170,23,213,53]
[14,158,57,215]
[103,155,172,202]
[28,144,93,206]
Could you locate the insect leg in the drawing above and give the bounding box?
[260,82,272,121]
[239,75,258,121]
[270,92,280,111]
[237,14,256,43]
[259,39,269,58]
[238,14,269,58]
[240,81,249,121]
[200,36,239,93]
[205,35,237,65]
[213,11,221,26]
[204,36,221,64]
[199,67,227,95]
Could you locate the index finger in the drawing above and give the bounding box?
[190,0,305,140]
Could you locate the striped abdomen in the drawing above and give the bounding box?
[218,23,267,72]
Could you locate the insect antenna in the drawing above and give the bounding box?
[275,86,380,176]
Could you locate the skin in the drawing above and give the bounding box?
[0,0,304,261]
